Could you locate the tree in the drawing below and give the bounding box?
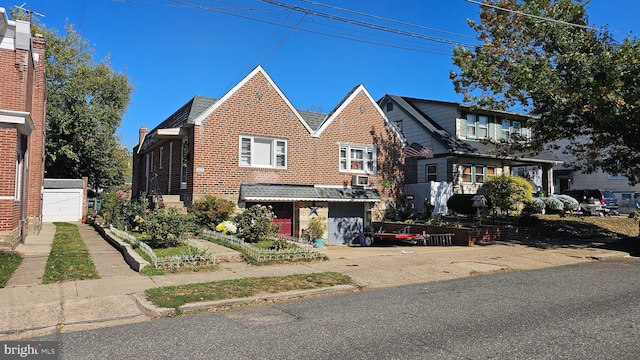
[13,8,133,190]
[451,0,640,183]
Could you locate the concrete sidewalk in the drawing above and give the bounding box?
[0,222,634,340]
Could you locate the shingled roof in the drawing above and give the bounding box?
[385,95,559,163]
[139,95,217,152]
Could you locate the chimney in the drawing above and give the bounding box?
[139,126,148,147]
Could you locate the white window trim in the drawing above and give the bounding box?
[426,164,437,182]
[180,138,188,190]
[159,146,164,169]
[239,135,288,169]
[339,144,376,174]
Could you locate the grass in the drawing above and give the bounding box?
[42,222,100,284]
[145,271,353,308]
[0,252,23,288]
[534,214,638,239]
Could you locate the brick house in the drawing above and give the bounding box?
[0,8,47,249]
[378,95,560,213]
[132,66,404,245]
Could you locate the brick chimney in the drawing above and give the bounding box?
[139,126,148,147]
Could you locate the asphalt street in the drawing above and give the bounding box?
[29,258,640,360]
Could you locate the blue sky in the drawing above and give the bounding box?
[6,0,638,148]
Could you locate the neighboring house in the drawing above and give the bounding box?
[0,8,47,250]
[378,95,560,213]
[551,139,640,212]
[132,66,404,245]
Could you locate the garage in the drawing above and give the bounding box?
[328,202,365,245]
[43,179,86,222]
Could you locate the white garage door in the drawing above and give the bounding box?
[43,189,83,222]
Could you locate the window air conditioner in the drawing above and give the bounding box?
[352,175,370,187]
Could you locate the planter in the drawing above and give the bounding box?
[313,238,324,247]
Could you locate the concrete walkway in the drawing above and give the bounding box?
[0,222,636,340]
[6,223,57,286]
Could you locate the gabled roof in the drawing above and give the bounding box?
[381,94,559,163]
[139,95,217,152]
[314,85,403,144]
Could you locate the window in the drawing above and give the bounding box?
[239,136,287,168]
[608,173,626,179]
[462,165,473,183]
[501,119,511,140]
[426,165,437,182]
[159,146,163,169]
[466,115,477,138]
[339,144,376,173]
[512,121,521,136]
[462,164,494,184]
[386,102,393,111]
[478,116,489,138]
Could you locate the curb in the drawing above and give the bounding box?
[134,285,358,318]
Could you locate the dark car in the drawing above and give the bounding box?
[561,189,619,212]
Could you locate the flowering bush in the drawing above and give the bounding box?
[189,195,236,230]
[233,205,279,243]
[145,208,198,248]
[215,221,237,234]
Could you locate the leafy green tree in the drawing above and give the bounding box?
[451,0,640,183]
[480,175,533,215]
[12,8,133,191]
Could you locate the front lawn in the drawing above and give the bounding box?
[0,252,23,288]
[145,272,353,308]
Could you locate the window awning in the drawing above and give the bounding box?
[240,183,380,202]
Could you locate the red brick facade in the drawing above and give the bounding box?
[0,10,47,249]
[133,66,403,243]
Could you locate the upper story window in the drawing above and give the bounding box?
[466,114,490,139]
[239,136,287,169]
[386,102,393,112]
[340,144,376,173]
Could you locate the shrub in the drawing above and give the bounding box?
[190,195,236,230]
[145,208,199,248]
[543,196,564,212]
[553,194,580,212]
[480,175,533,215]
[99,190,127,228]
[447,194,492,216]
[233,205,279,243]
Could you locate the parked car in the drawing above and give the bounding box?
[561,189,619,214]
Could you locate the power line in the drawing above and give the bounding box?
[164,0,463,55]
[300,0,478,41]
[260,0,477,48]
[464,0,629,35]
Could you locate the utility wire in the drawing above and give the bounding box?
[300,0,478,41]
[465,0,629,35]
[165,0,461,55]
[260,0,477,48]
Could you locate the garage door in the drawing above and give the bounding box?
[43,189,83,222]
[328,202,364,245]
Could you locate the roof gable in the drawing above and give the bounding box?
[315,85,402,143]
[190,65,314,134]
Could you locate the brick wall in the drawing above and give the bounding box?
[133,69,404,210]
